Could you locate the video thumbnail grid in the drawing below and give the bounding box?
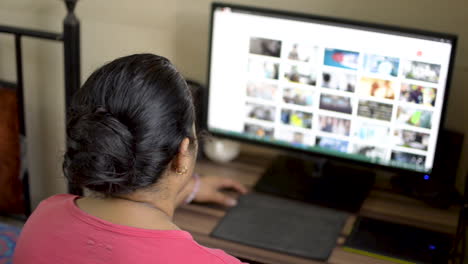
[244,36,442,168]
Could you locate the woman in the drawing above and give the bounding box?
[13,54,248,264]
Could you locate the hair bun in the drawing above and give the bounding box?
[64,107,137,194]
[63,54,196,195]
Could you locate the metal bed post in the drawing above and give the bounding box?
[14,35,31,216]
[63,0,83,196]
[0,0,82,215]
[63,0,81,113]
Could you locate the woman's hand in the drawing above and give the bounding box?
[194,175,248,207]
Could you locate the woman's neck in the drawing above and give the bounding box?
[76,193,179,231]
[113,192,176,219]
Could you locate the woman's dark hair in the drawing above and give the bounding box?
[63,54,195,195]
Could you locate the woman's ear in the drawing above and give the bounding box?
[172,138,191,175]
[179,138,190,156]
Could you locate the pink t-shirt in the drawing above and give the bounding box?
[14,194,245,264]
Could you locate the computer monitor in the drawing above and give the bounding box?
[206,3,457,176]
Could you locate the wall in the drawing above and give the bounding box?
[0,0,179,208]
[0,0,466,209]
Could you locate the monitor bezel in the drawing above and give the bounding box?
[204,2,458,176]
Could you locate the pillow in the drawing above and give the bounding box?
[0,87,24,214]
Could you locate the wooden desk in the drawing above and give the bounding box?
[173,154,459,264]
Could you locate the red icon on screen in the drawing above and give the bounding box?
[417,51,423,57]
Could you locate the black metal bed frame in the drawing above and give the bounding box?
[0,0,81,215]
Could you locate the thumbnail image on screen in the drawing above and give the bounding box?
[321,71,356,92]
[319,94,353,114]
[402,60,441,84]
[324,48,360,70]
[282,87,314,106]
[316,136,349,153]
[357,77,396,100]
[319,115,351,136]
[276,129,313,146]
[397,106,432,129]
[281,109,313,129]
[248,58,279,80]
[363,54,400,77]
[391,151,426,167]
[245,102,276,122]
[393,129,430,151]
[284,42,319,63]
[354,121,390,143]
[244,123,274,139]
[246,81,277,101]
[352,144,387,160]
[400,83,437,106]
[357,100,393,121]
[284,64,317,86]
[249,37,282,57]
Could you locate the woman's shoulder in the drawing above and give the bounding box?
[38,193,77,208]
[44,193,77,202]
[27,193,78,219]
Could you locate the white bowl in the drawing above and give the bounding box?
[203,138,241,163]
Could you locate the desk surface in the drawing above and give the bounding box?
[173,154,459,264]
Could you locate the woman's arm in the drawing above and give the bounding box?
[175,175,248,207]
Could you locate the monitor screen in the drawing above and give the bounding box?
[206,4,456,173]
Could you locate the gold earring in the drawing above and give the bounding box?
[176,166,188,175]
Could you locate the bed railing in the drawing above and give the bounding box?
[0,0,82,215]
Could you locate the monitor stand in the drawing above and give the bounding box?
[254,155,376,213]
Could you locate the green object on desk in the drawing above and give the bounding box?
[343,247,417,264]
[344,216,452,264]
